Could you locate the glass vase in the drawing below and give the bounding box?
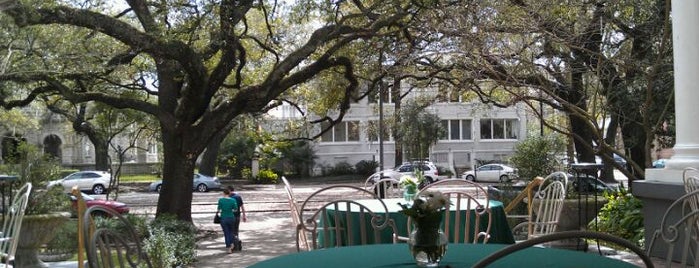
[403,186,417,204]
[408,213,448,267]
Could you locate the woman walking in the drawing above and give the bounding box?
[217,188,239,253]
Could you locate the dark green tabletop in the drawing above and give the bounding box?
[248,243,638,268]
[320,198,514,247]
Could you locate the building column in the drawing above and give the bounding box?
[634,2,699,262]
[644,0,699,182]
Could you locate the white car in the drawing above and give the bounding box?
[48,170,112,194]
[394,161,441,183]
[462,164,517,182]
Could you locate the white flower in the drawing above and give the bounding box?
[419,191,450,211]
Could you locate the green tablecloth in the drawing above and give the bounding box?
[248,243,638,268]
[318,198,514,248]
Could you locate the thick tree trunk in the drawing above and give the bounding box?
[156,130,198,221]
[199,132,226,177]
[600,117,619,182]
[93,142,110,171]
[393,75,403,167]
[567,71,596,165]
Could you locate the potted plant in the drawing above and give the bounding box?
[0,143,71,267]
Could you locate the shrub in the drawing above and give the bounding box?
[355,160,379,176]
[144,214,197,267]
[436,165,454,178]
[329,161,355,176]
[241,167,253,180]
[509,134,566,181]
[42,220,78,257]
[254,169,278,184]
[590,188,644,247]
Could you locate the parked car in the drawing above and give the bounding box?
[69,192,130,217]
[548,172,619,194]
[462,164,517,182]
[47,170,112,194]
[653,159,668,168]
[594,153,627,168]
[394,161,441,183]
[149,173,222,193]
[366,169,403,184]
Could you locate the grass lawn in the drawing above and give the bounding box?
[119,174,159,183]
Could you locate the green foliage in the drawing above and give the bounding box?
[436,166,453,178]
[253,169,279,184]
[508,134,566,181]
[0,142,70,215]
[144,214,197,267]
[276,140,316,177]
[219,126,258,178]
[241,167,253,180]
[355,160,379,176]
[44,220,78,254]
[400,101,446,160]
[591,188,644,247]
[328,161,355,176]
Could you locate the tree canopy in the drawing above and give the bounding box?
[0,0,458,221]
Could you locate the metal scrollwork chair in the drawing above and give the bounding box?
[395,179,492,244]
[297,185,398,251]
[510,172,568,242]
[472,230,654,268]
[82,205,152,268]
[0,182,31,266]
[281,176,310,251]
[647,189,699,268]
[364,177,402,198]
[683,168,699,212]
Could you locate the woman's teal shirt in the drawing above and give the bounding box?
[217,197,238,219]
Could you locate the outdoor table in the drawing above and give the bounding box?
[248,243,637,268]
[318,198,514,247]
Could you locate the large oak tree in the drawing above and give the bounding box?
[0,0,447,221]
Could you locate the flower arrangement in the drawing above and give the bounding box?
[398,191,450,267]
[399,175,420,194]
[398,191,450,218]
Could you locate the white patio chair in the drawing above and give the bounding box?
[281,176,309,251]
[511,172,568,241]
[647,189,699,268]
[395,179,492,244]
[364,177,402,198]
[683,168,699,211]
[0,182,31,266]
[297,185,397,250]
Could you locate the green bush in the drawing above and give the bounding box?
[241,167,253,180]
[590,188,644,247]
[253,169,278,184]
[355,160,379,176]
[43,220,78,255]
[509,134,566,181]
[329,161,355,175]
[144,214,197,267]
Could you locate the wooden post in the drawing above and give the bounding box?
[72,186,87,268]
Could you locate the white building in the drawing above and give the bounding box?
[308,85,528,175]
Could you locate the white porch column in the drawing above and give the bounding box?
[646,1,699,182]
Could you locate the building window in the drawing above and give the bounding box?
[321,121,360,142]
[440,119,472,140]
[480,119,519,140]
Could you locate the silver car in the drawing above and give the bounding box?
[149,173,222,192]
[462,164,517,182]
[47,170,112,194]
